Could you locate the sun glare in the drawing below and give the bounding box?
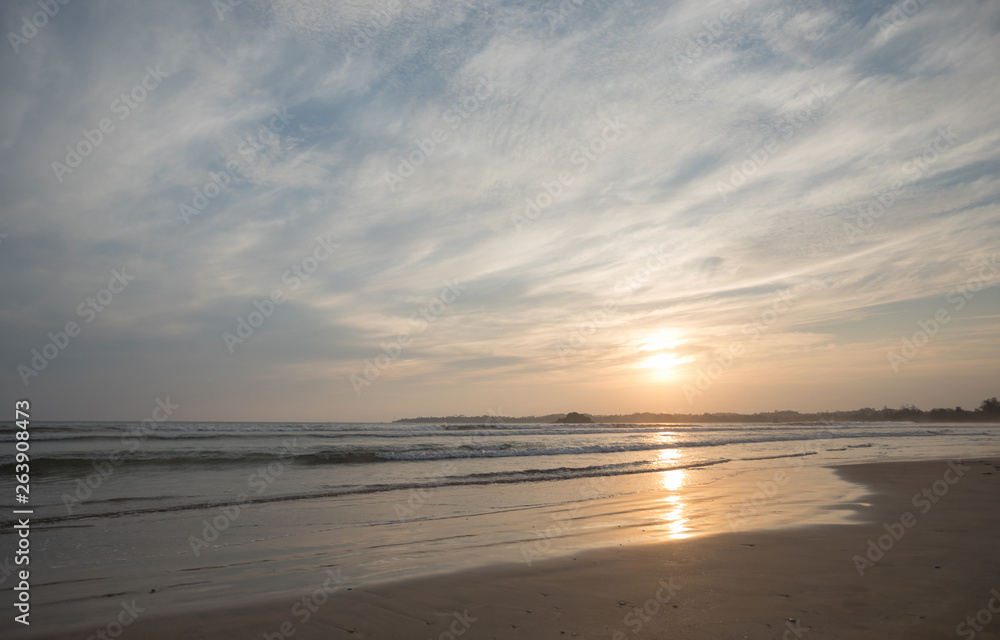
[643,353,693,377]
[638,332,693,378]
[640,332,684,352]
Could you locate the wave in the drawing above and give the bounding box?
[22,450,829,527]
[24,456,745,526]
[1,420,974,446]
[1,429,965,474]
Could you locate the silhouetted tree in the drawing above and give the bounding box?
[980,397,1000,417]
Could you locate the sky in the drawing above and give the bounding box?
[1,0,998,423]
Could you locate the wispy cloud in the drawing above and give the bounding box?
[1,0,998,420]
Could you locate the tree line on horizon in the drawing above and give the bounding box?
[395,397,1000,424]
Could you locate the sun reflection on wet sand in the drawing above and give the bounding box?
[660,467,684,490]
[659,463,690,538]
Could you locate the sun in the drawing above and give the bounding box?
[636,332,693,378]
[640,332,682,352]
[643,353,691,377]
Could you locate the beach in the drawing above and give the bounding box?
[7,442,1000,639]
[5,0,1000,637]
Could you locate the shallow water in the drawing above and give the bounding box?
[1,420,998,633]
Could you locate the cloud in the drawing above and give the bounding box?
[1,0,998,420]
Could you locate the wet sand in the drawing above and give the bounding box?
[22,457,1000,639]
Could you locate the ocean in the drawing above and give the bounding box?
[2,420,999,632]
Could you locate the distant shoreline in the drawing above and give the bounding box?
[395,399,1000,424]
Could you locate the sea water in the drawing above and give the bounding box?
[1,420,998,631]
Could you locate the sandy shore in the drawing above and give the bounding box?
[24,457,1000,639]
